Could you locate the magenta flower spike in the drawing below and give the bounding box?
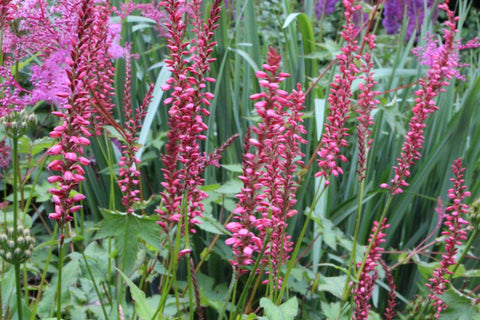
[426,158,470,318]
[46,0,116,237]
[316,0,361,185]
[117,49,154,214]
[381,0,463,195]
[226,48,307,286]
[356,33,379,181]
[353,219,389,320]
[157,0,222,234]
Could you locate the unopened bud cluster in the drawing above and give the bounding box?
[469,198,480,229]
[0,109,37,138]
[0,226,35,264]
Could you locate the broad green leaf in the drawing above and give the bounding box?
[258,297,298,320]
[438,288,480,320]
[196,213,231,235]
[321,302,344,320]
[317,275,348,298]
[96,209,161,274]
[215,179,243,195]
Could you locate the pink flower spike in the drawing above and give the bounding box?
[381,1,464,195]
[316,0,361,184]
[427,158,470,318]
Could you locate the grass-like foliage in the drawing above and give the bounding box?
[0,0,480,319]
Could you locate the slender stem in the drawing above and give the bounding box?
[11,134,24,320]
[341,179,365,299]
[56,227,65,320]
[448,227,479,280]
[30,224,58,320]
[218,271,237,320]
[231,234,271,320]
[82,252,109,319]
[14,263,22,319]
[22,151,51,223]
[275,185,326,304]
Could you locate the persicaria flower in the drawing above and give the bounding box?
[157,0,223,234]
[381,0,462,195]
[226,48,307,288]
[356,33,379,181]
[426,158,470,318]
[353,219,389,320]
[316,0,361,185]
[46,0,116,235]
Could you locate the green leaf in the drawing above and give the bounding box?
[115,268,156,320]
[438,288,480,320]
[317,275,348,298]
[220,164,243,173]
[96,209,161,274]
[282,13,301,29]
[321,302,344,320]
[258,297,298,320]
[215,179,243,195]
[196,213,231,235]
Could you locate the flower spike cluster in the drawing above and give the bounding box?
[316,0,361,185]
[157,0,222,234]
[353,219,389,320]
[426,158,470,318]
[381,0,462,195]
[47,0,116,237]
[117,50,154,214]
[356,33,379,181]
[226,48,307,286]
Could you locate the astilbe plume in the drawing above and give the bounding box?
[116,50,154,214]
[356,33,379,181]
[380,0,461,195]
[316,0,361,185]
[226,48,307,285]
[157,0,222,234]
[426,158,470,318]
[47,0,116,239]
[353,219,389,320]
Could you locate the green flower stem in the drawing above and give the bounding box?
[182,197,194,320]
[22,150,51,223]
[340,179,366,299]
[82,252,109,319]
[153,217,183,320]
[448,226,479,281]
[118,214,131,319]
[218,271,238,320]
[30,224,58,320]
[12,134,23,320]
[231,233,272,320]
[275,185,326,304]
[56,226,66,320]
[336,192,393,320]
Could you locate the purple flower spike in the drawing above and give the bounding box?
[316,0,341,19]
